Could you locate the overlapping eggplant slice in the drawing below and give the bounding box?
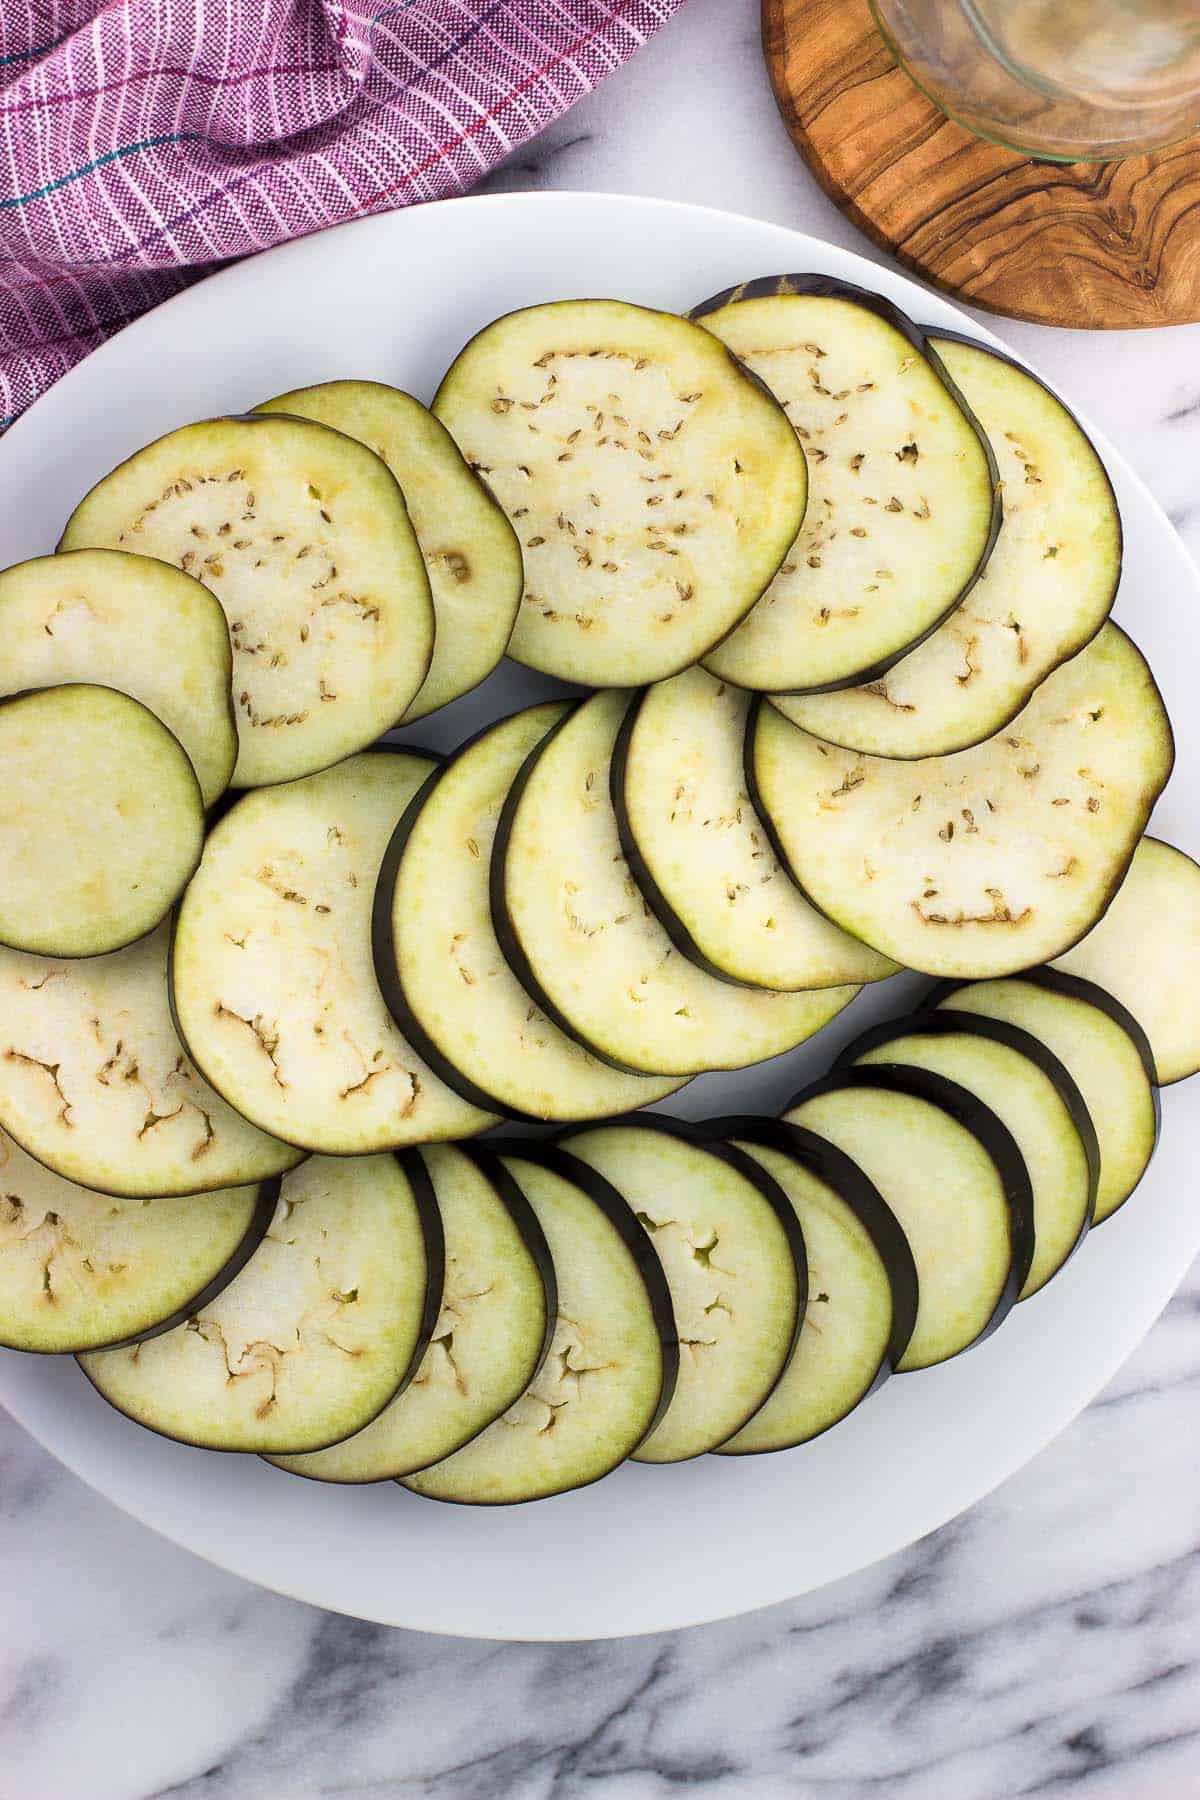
[495,690,860,1076]
[932,972,1159,1224]
[432,298,807,686]
[269,1145,554,1482]
[372,703,685,1121]
[80,1151,442,1455]
[562,1118,805,1463]
[1052,836,1200,1085]
[778,332,1121,756]
[691,275,999,694]
[403,1147,676,1504]
[0,685,204,959]
[614,667,897,990]
[171,749,496,1154]
[60,415,434,786]
[750,625,1173,979]
[709,1117,918,1452]
[0,550,236,807]
[839,1010,1097,1298]
[0,1125,277,1354]
[784,1067,1034,1370]
[254,381,522,721]
[0,922,303,1198]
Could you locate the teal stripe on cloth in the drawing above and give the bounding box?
[0,133,196,212]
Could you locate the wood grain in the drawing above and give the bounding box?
[762,0,1200,328]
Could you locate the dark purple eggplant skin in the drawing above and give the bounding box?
[0,1175,281,1358]
[687,273,1003,697]
[927,969,1163,1224]
[451,1143,560,1391]
[781,1064,1035,1362]
[370,721,539,1120]
[610,688,774,991]
[488,700,651,1077]
[706,1113,919,1390]
[400,1138,681,1507]
[83,1150,444,1457]
[558,1113,809,1451]
[835,1006,1100,1270]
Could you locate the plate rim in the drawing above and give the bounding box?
[1,188,1197,1641]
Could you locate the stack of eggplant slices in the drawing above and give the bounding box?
[1,273,1196,1506]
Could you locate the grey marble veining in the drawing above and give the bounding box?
[4,2,1200,1795]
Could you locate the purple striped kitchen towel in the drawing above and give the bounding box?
[0,0,684,428]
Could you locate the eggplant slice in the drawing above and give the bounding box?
[0,685,204,959]
[432,298,807,686]
[614,668,897,990]
[1052,836,1200,1085]
[171,750,495,1154]
[778,333,1121,756]
[691,276,998,693]
[269,1145,554,1482]
[933,973,1158,1224]
[840,1011,1096,1298]
[0,923,303,1197]
[0,1126,276,1354]
[255,381,522,722]
[710,1118,918,1452]
[496,690,859,1076]
[563,1119,804,1462]
[60,415,434,787]
[404,1147,676,1504]
[0,550,236,807]
[80,1151,442,1455]
[784,1068,1033,1370]
[373,703,685,1121]
[750,625,1173,979]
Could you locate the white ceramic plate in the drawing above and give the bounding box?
[1,194,1196,1641]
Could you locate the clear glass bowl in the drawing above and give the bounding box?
[870,0,1200,161]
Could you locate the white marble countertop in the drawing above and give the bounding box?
[4,2,1200,1795]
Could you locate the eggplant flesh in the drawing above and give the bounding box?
[496,689,859,1076]
[0,684,204,960]
[60,414,434,787]
[255,381,522,723]
[750,625,1174,980]
[779,331,1121,757]
[692,276,998,694]
[432,298,807,687]
[171,750,495,1154]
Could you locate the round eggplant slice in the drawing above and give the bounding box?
[431,298,807,687]
[80,1151,442,1455]
[708,1117,918,1453]
[1052,836,1200,1085]
[690,275,998,694]
[268,1145,554,1482]
[60,414,434,787]
[403,1147,676,1504]
[0,685,204,959]
[614,668,897,990]
[932,972,1159,1224]
[783,1067,1033,1370]
[750,625,1174,980]
[171,750,495,1154]
[496,690,859,1076]
[839,1011,1097,1298]
[778,332,1121,756]
[562,1118,804,1463]
[0,550,236,807]
[373,702,684,1122]
[0,923,303,1198]
[0,1126,277,1354]
[254,381,522,722]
